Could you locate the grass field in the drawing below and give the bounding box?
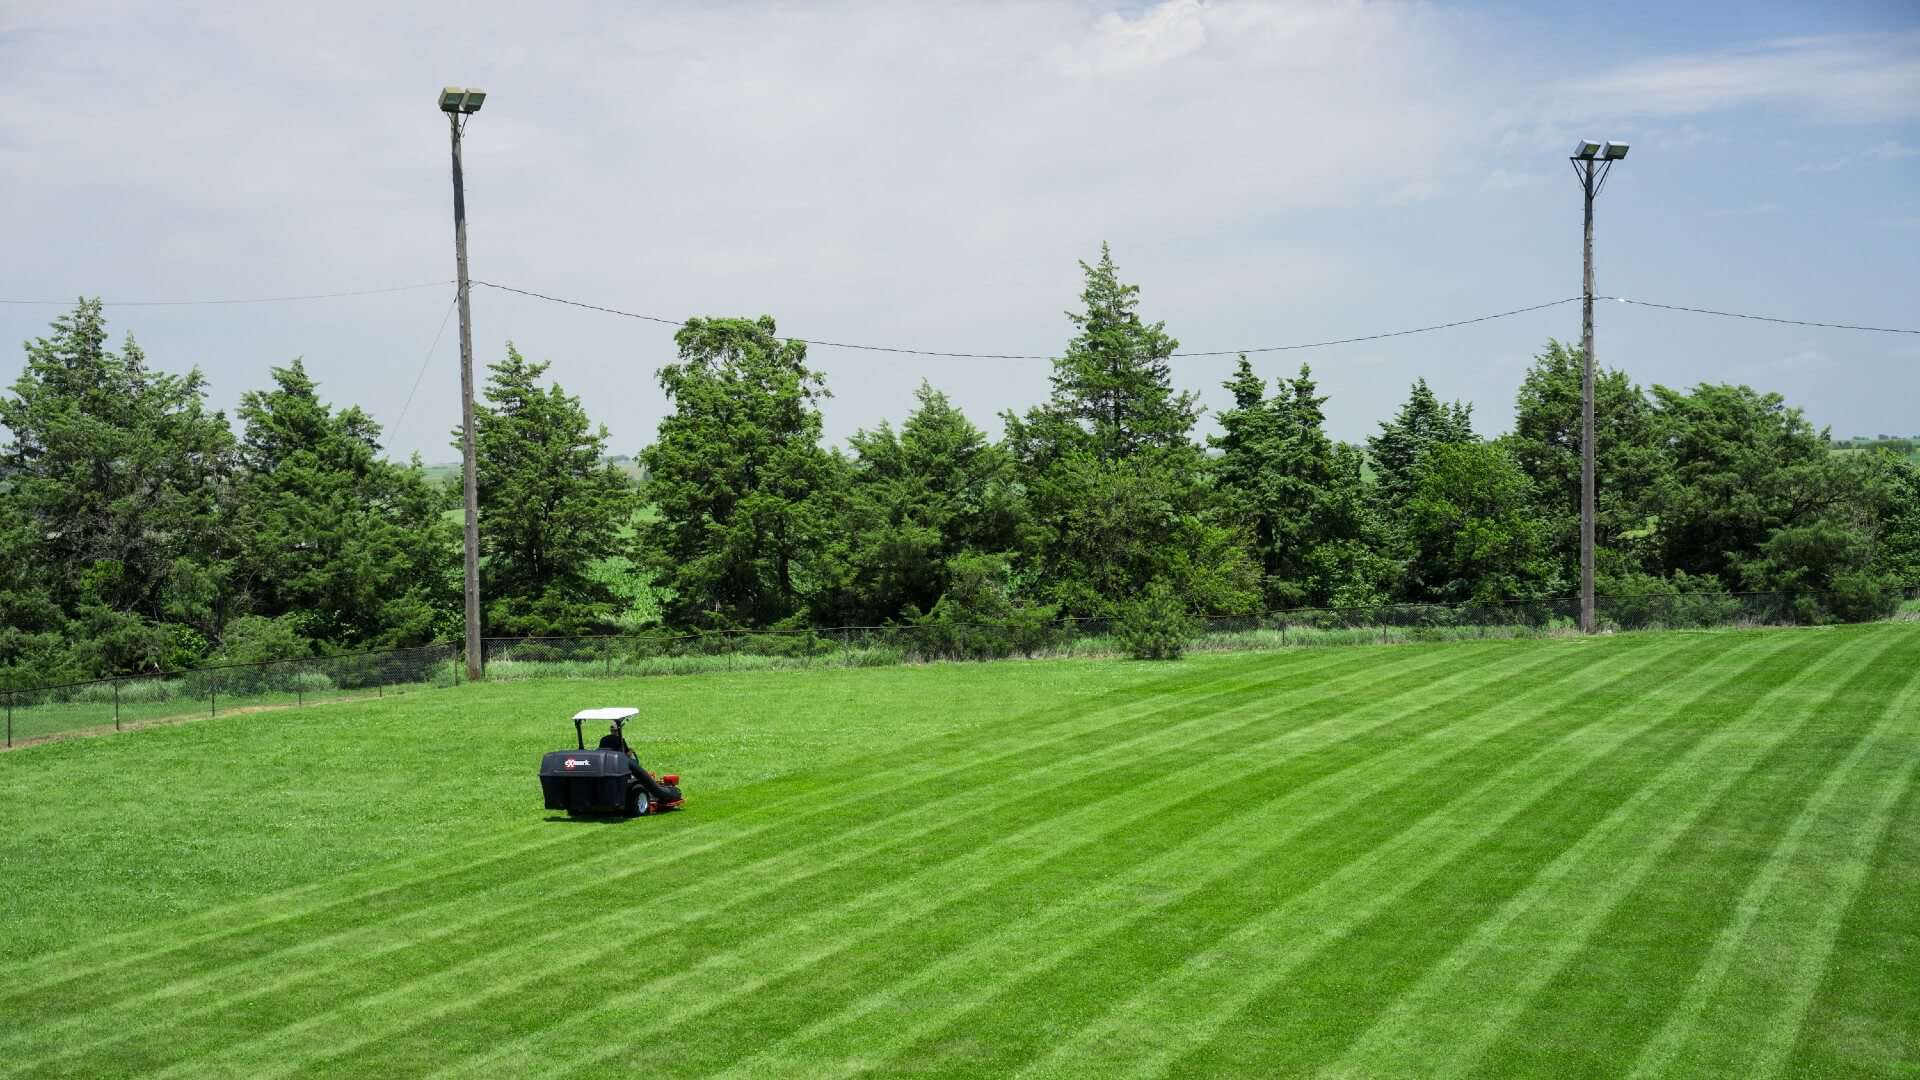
[1,623,1916,1078]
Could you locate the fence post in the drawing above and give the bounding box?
[5,690,11,748]
[114,681,121,731]
[210,673,217,718]
[606,646,612,678]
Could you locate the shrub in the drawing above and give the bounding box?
[289,670,336,695]
[214,615,314,666]
[1822,571,1902,623]
[1116,581,1196,661]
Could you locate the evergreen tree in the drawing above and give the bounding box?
[468,345,634,635]
[1367,378,1476,513]
[1048,243,1199,458]
[232,360,454,648]
[814,382,1021,623]
[1004,248,1256,617]
[1508,340,1661,580]
[0,300,234,674]
[1401,441,1558,603]
[641,316,835,628]
[1639,383,1830,583]
[1211,360,1387,607]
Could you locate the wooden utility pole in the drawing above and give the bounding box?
[443,88,487,682]
[1579,156,1597,635]
[1570,139,1627,634]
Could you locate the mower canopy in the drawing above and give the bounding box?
[539,707,683,817]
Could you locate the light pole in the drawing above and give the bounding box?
[441,86,487,681]
[1569,138,1628,635]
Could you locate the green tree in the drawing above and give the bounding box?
[814,382,1022,624]
[1211,360,1387,607]
[231,360,454,648]
[0,300,234,675]
[1021,242,1200,461]
[1639,383,1831,583]
[641,316,836,629]
[1401,441,1559,604]
[1367,378,1476,514]
[468,345,634,635]
[1508,340,1661,580]
[1003,248,1256,618]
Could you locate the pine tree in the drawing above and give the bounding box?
[0,300,234,674]
[641,316,835,629]
[1367,378,1476,513]
[468,345,634,635]
[232,360,454,648]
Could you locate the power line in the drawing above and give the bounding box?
[473,280,1587,359]
[391,290,461,432]
[6,277,1915,349]
[476,281,1920,358]
[0,281,454,307]
[1600,297,1920,336]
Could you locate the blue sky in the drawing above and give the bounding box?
[2,0,1916,460]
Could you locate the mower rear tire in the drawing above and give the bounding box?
[626,786,650,817]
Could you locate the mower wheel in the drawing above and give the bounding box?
[626,785,650,817]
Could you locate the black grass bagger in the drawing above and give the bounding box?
[539,707,684,817]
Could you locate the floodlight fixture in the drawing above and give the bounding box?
[1573,139,1602,160]
[1602,140,1629,160]
[439,86,486,114]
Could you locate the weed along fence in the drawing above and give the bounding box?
[6,587,1915,748]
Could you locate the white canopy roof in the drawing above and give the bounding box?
[572,707,639,722]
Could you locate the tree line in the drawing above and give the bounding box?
[4,245,1915,685]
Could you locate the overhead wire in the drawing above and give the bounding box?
[1598,297,1920,336]
[3,279,1914,358]
[471,281,1590,359]
[0,281,454,307]
[391,290,461,432]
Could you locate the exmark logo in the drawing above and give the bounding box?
[563,758,593,769]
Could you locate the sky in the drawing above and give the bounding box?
[2,0,1917,462]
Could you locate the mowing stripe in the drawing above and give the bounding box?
[75,642,1479,1078]
[5,646,1424,1073]
[0,647,1357,1017]
[433,635,1654,1079]
[872,631,1801,1080]
[1321,627,1913,1080]
[1002,631,1823,1080]
[685,634,1705,1080]
[1776,747,1920,1077]
[1440,626,1920,1079]
[182,642,1515,1080]
[1146,630,1884,1080]
[0,651,1294,994]
[1626,659,1920,1079]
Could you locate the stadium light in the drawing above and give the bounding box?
[439,87,486,114]
[1573,139,1603,160]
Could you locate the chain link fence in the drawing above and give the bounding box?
[6,586,1915,748]
[3,643,459,748]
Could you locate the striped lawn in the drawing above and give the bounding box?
[0,624,1915,1078]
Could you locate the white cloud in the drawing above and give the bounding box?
[1559,33,1920,123]
[1868,140,1920,159]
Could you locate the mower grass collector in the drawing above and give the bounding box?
[538,707,684,817]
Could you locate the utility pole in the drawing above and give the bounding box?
[441,86,488,681]
[1569,139,1628,634]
